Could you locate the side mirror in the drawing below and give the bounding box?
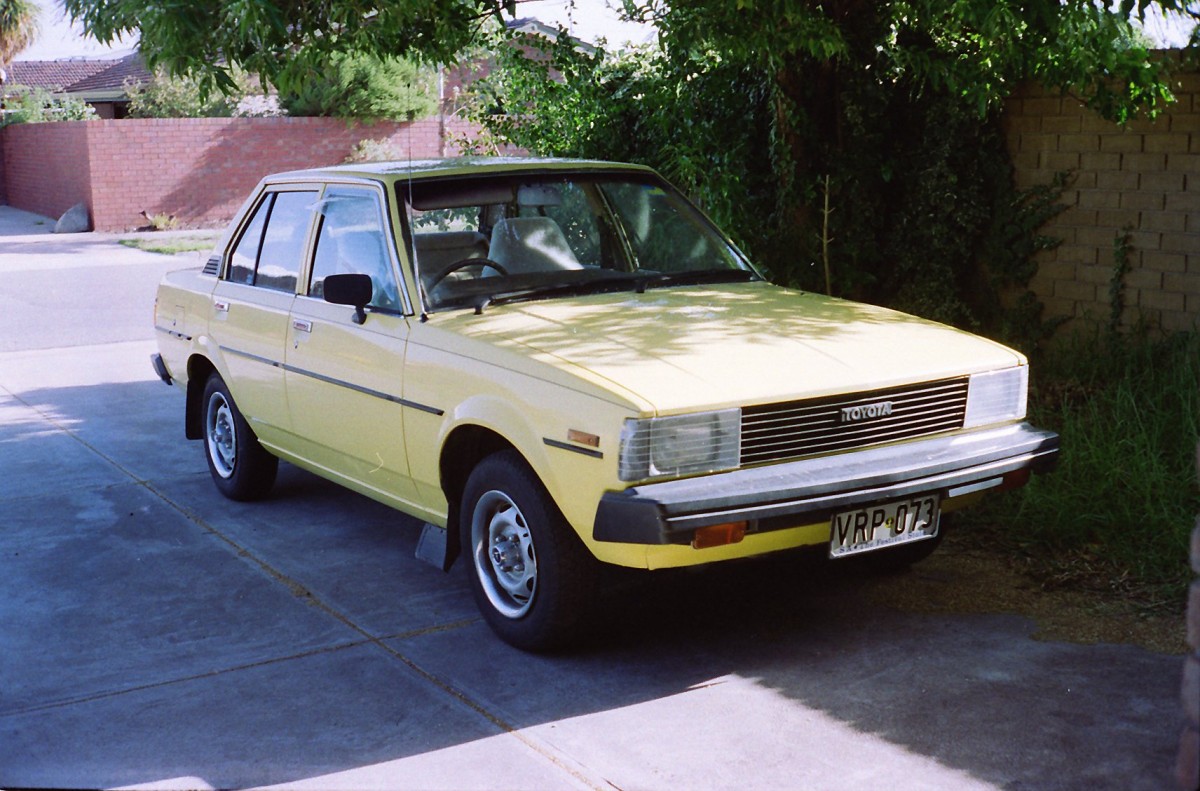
[323,273,373,324]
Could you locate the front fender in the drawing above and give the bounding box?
[440,393,563,501]
[412,388,630,555]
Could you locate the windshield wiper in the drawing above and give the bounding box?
[634,268,758,293]
[474,275,641,314]
[466,269,757,314]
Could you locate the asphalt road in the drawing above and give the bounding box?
[0,208,1186,790]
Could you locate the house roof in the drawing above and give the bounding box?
[69,55,151,92]
[6,54,150,98]
[507,17,567,38]
[7,60,108,91]
[506,17,597,55]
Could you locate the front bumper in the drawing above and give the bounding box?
[593,422,1059,545]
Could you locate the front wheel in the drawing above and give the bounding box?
[460,450,597,652]
[202,373,278,501]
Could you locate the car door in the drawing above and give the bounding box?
[210,187,318,441]
[284,183,419,504]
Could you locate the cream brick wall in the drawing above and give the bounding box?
[1004,58,1200,336]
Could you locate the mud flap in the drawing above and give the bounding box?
[415,522,456,572]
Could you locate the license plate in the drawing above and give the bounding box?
[829,494,940,558]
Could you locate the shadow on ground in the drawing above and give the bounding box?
[0,375,1183,790]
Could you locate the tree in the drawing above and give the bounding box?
[61,0,1199,105]
[0,0,38,67]
[630,1,1196,157]
[62,0,515,94]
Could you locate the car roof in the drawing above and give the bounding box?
[264,157,659,184]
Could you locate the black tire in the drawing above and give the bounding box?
[201,373,278,501]
[460,450,597,652]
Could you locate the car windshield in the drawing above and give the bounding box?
[399,172,757,312]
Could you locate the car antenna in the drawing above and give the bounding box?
[406,141,430,323]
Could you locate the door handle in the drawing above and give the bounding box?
[292,319,313,333]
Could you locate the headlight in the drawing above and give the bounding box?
[619,409,741,482]
[963,366,1028,428]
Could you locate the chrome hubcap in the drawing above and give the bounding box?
[206,392,237,479]
[471,490,536,619]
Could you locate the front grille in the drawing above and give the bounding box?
[740,377,969,466]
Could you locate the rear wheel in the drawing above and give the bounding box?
[202,373,278,501]
[460,450,597,652]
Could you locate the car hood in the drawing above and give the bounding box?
[445,281,1023,414]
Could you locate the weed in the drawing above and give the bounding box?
[139,211,179,231]
[345,138,407,163]
[967,330,1200,607]
[1108,227,1134,336]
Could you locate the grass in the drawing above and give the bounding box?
[119,236,218,256]
[966,330,1200,609]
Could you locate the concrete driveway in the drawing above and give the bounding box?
[0,207,1186,790]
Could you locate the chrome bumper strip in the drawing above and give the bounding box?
[593,422,1059,545]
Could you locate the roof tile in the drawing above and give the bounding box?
[6,54,150,94]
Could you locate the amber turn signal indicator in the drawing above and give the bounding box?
[691,521,748,549]
[567,429,601,448]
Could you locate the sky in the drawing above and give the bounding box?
[13,0,1195,62]
[17,0,135,60]
[1139,3,1199,46]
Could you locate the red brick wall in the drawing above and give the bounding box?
[1,116,491,231]
[3,120,94,224]
[1003,58,1200,336]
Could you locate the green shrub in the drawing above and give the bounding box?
[125,68,241,117]
[0,85,96,125]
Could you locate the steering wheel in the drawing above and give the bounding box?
[427,258,509,291]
